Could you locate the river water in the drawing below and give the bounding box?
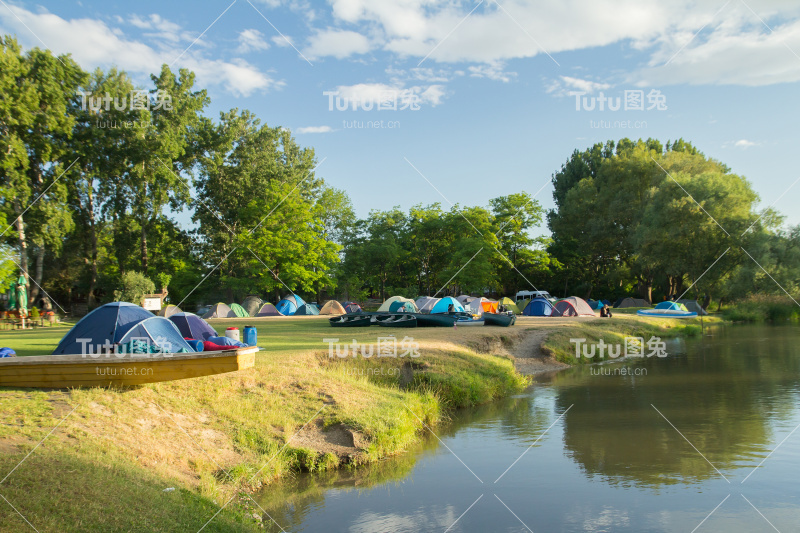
[257,325,800,532]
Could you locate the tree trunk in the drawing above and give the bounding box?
[140,218,148,273]
[87,185,98,308]
[30,244,44,305]
[702,294,712,310]
[15,211,29,295]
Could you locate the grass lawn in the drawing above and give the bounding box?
[0,316,527,532]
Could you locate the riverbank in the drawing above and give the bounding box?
[0,314,712,532]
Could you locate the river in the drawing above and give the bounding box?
[256,324,800,532]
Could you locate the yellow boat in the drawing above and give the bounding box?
[0,346,258,388]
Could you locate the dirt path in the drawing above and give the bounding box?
[509,328,571,375]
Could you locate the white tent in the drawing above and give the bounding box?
[377,296,418,312]
[468,297,498,316]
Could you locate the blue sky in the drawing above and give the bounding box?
[2,0,799,233]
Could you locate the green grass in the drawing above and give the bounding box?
[541,314,716,365]
[0,316,525,532]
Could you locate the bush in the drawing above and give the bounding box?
[113,272,156,305]
[724,294,800,322]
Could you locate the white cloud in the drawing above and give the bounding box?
[0,6,279,97]
[734,139,759,148]
[304,28,371,59]
[332,82,446,108]
[296,125,334,134]
[468,62,517,82]
[546,75,613,96]
[238,29,269,53]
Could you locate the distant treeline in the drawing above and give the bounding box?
[2,36,797,311]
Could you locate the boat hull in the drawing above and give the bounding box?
[377,315,417,328]
[482,313,516,327]
[413,313,457,327]
[329,316,372,327]
[0,347,258,389]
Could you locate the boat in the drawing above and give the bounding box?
[413,313,457,327]
[376,315,417,328]
[636,309,698,318]
[329,315,372,327]
[0,347,258,389]
[454,317,485,327]
[482,313,516,327]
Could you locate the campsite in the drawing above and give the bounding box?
[2,4,800,531]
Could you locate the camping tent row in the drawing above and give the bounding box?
[521,296,596,317]
[201,296,321,318]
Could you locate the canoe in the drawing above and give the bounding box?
[0,347,258,389]
[455,318,485,327]
[483,313,516,327]
[413,313,457,327]
[376,315,417,328]
[636,309,698,318]
[329,315,372,327]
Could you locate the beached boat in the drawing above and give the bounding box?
[413,313,457,327]
[636,309,698,318]
[376,314,417,328]
[482,313,516,327]
[329,315,372,327]
[0,347,258,389]
[454,318,485,327]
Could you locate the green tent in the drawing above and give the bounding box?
[229,303,249,318]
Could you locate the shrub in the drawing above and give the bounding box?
[113,272,156,305]
[724,294,800,322]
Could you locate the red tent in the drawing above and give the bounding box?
[552,296,596,317]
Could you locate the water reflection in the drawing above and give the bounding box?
[255,325,800,532]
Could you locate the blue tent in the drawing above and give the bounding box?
[655,301,688,311]
[117,317,193,353]
[430,296,465,314]
[389,301,415,313]
[168,312,218,341]
[276,294,306,315]
[342,301,363,314]
[295,303,319,315]
[523,298,554,316]
[52,302,154,355]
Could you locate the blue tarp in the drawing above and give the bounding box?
[117,317,194,353]
[168,312,218,341]
[276,294,306,315]
[430,296,465,314]
[52,302,154,355]
[523,298,554,316]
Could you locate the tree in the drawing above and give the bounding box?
[113,271,155,304]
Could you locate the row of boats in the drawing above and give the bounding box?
[329,312,516,328]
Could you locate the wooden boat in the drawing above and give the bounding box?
[413,313,457,327]
[376,314,417,328]
[482,313,516,327]
[329,315,372,327]
[0,347,258,389]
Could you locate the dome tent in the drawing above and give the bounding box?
[158,305,182,318]
[552,296,596,317]
[242,296,263,317]
[203,303,236,319]
[256,302,282,316]
[117,317,194,353]
[342,301,363,314]
[613,297,651,309]
[229,303,249,318]
[389,300,416,313]
[276,294,306,316]
[319,300,346,315]
[52,302,154,355]
[168,312,218,341]
[677,299,708,315]
[655,301,688,311]
[377,296,417,313]
[468,297,498,316]
[522,298,554,316]
[430,296,465,314]
[415,296,440,313]
[295,303,319,315]
[498,297,521,314]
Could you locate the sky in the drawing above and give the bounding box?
[2,0,799,235]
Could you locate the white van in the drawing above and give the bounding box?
[516,290,555,302]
